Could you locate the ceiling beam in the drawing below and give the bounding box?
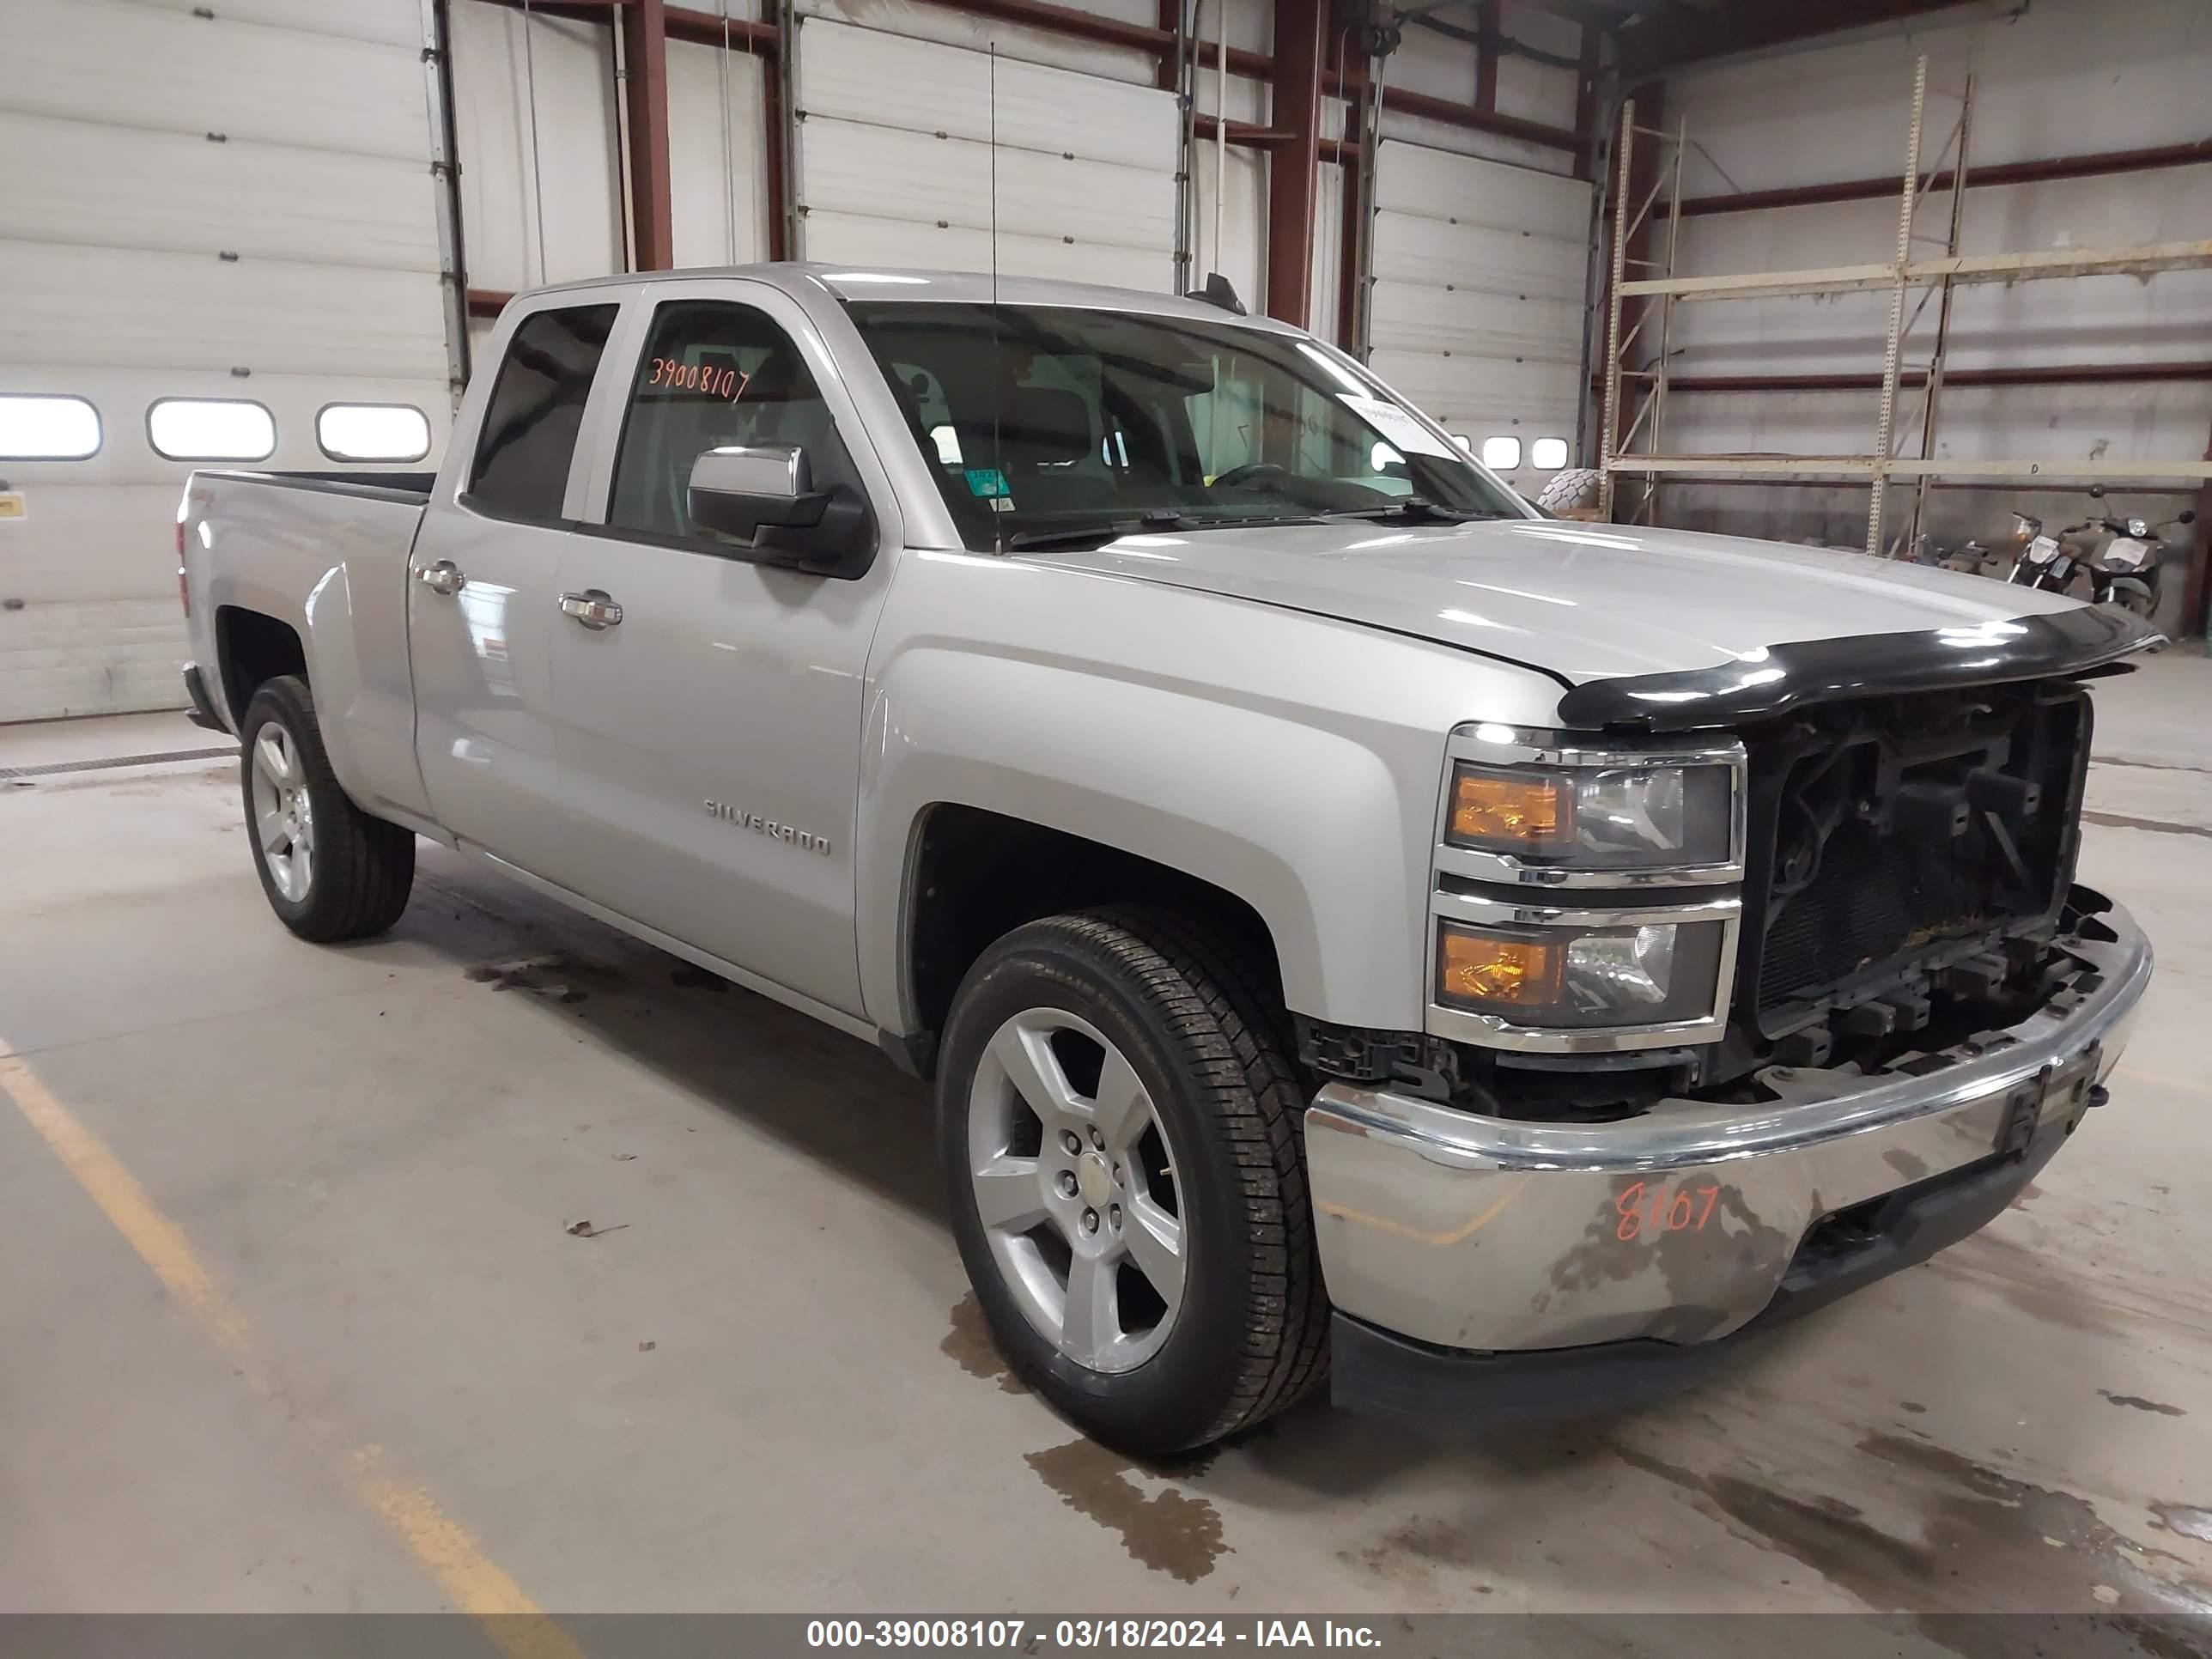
[1618,0,1977,78]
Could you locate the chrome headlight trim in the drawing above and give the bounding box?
[1435,724,1748,890]
[1425,890,1743,1054]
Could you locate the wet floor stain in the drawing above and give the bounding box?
[2100,1390,2188,1418]
[940,1293,1028,1395]
[1902,1401,1930,1415]
[1608,1433,2212,1617]
[1923,1231,2124,1338]
[2081,809,2212,842]
[2154,1505,2212,1546]
[1610,1440,1936,1587]
[1025,1438,1226,1583]
[465,951,591,1003]
[1857,1434,2212,1616]
[1340,1516,1486,1586]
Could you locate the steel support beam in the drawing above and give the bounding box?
[618,0,674,269]
[665,3,775,46]
[1649,362,2212,394]
[1662,139,2212,220]
[1472,0,1498,112]
[1571,21,1597,182]
[1263,0,1323,327]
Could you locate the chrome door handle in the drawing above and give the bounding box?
[416,560,465,597]
[558,589,623,629]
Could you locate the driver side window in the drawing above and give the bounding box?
[607,299,863,545]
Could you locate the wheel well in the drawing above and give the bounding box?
[215,606,307,721]
[903,805,1285,1072]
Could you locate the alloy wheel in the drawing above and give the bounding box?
[249,722,316,902]
[966,1007,1187,1373]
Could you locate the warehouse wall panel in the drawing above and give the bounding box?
[450,2,625,289]
[1366,141,1589,478]
[0,112,441,273]
[0,0,429,159]
[668,36,772,269]
[1656,0,2211,546]
[0,0,452,720]
[793,16,1180,289]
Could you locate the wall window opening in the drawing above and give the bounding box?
[0,394,100,459]
[1480,435,1522,471]
[149,398,276,462]
[319,404,432,463]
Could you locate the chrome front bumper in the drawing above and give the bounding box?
[1306,899,2151,1358]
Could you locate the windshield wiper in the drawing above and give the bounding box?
[1322,500,1507,526]
[1006,510,1324,552]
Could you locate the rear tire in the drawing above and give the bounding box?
[936,908,1328,1455]
[240,675,415,942]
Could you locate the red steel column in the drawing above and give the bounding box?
[621,0,676,269]
[1264,0,1324,326]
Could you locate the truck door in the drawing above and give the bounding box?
[407,299,625,883]
[546,283,903,1019]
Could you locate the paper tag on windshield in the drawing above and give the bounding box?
[0,492,23,521]
[1339,394,1455,459]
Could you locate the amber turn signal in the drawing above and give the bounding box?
[1449,766,1570,849]
[1436,927,1563,1012]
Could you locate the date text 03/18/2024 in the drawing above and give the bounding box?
[804,1620,1383,1650]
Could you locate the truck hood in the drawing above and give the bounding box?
[1029,516,2089,685]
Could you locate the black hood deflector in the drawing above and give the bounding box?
[1557,605,2160,732]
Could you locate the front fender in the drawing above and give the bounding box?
[854,554,1571,1035]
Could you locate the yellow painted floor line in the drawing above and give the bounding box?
[0,1051,586,1657]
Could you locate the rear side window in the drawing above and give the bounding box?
[468,304,618,521]
[148,398,275,462]
[0,393,100,459]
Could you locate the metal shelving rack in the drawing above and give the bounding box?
[1596,57,2212,554]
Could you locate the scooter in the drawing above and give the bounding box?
[2003,486,2196,618]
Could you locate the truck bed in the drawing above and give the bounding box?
[196,467,436,504]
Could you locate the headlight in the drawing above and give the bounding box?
[1437,918,1726,1029]
[1447,761,1732,870]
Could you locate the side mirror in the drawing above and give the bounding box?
[2087,483,2106,500]
[687,443,873,576]
[2179,510,2198,526]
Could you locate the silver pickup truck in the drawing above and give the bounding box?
[179,264,2154,1454]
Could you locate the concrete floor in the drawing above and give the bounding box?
[3,661,2210,1623]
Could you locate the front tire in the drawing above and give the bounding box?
[240,675,415,942]
[937,909,1328,1455]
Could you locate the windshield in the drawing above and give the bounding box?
[844,301,1528,550]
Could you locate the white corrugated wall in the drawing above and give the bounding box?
[791,15,1182,289]
[1365,142,1590,483]
[1655,0,2212,561]
[0,0,453,721]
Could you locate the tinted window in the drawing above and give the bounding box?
[469,304,618,521]
[608,300,861,543]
